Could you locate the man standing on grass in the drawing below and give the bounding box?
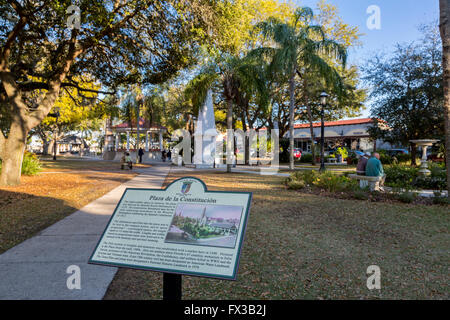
[365,152,386,191]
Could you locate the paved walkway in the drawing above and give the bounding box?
[0,164,171,300]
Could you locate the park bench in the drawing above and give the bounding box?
[349,174,382,191]
[327,157,337,164]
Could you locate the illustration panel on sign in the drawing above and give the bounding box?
[165,203,243,248]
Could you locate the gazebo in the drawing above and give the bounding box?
[103,118,167,162]
[58,135,89,154]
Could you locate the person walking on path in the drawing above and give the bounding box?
[138,148,144,164]
[365,152,386,190]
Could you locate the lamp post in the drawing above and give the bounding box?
[319,92,328,172]
[136,92,143,163]
[48,109,60,161]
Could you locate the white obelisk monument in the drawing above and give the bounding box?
[193,89,218,168]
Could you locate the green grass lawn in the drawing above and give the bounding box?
[104,171,449,300]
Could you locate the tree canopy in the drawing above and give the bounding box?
[364,24,444,150]
[0,0,216,185]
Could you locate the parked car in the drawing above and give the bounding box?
[293,148,302,160]
[325,148,336,157]
[351,150,365,157]
[386,149,409,157]
[427,153,444,162]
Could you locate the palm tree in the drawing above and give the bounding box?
[185,55,268,172]
[253,7,347,170]
[120,85,143,152]
[439,0,450,197]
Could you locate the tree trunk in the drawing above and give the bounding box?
[37,129,50,155]
[289,73,295,170]
[306,104,316,165]
[411,143,417,166]
[0,123,27,186]
[226,98,233,173]
[240,109,250,165]
[439,0,450,197]
[0,27,81,186]
[49,139,55,155]
[42,141,49,155]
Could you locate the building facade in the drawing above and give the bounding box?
[285,118,393,153]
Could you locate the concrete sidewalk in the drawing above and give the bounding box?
[0,164,171,300]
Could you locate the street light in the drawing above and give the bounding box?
[48,108,60,161]
[319,92,328,172]
[136,93,143,163]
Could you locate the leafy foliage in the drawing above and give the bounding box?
[384,165,418,188]
[287,179,305,190]
[251,6,349,169]
[364,24,444,146]
[396,192,417,204]
[384,163,447,190]
[299,153,313,163]
[286,169,357,193]
[21,152,41,176]
[0,0,218,185]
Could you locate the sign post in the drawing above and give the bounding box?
[163,273,182,300]
[89,177,252,298]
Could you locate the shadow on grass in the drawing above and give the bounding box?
[82,172,138,184]
[0,190,77,254]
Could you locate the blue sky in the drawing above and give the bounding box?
[289,0,440,117]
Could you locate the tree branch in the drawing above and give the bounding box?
[80,5,143,52]
[62,82,116,95]
[28,30,83,129]
[0,1,28,70]
[19,81,116,95]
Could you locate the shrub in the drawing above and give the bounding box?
[299,153,313,163]
[384,165,418,188]
[21,152,42,175]
[379,153,392,165]
[429,162,446,178]
[336,147,348,159]
[298,170,319,185]
[395,153,412,164]
[432,196,449,206]
[384,162,446,190]
[348,157,359,165]
[397,192,416,203]
[413,176,447,190]
[287,170,358,193]
[287,180,306,190]
[353,190,369,200]
[310,171,357,192]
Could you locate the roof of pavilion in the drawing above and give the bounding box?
[111,118,167,132]
[294,118,374,129]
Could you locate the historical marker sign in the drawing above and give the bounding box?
[89,177,252,280]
